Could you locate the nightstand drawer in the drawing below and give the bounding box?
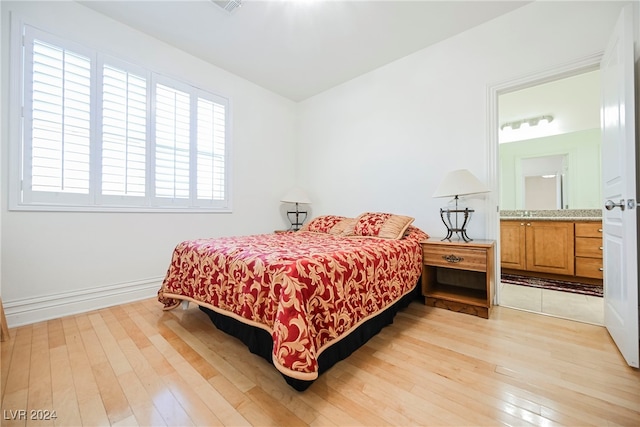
[423,246,487,272]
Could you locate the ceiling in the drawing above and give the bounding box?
[78,0,531,102]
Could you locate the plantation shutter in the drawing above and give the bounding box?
[23,29,92,204]
[101,64,147,200]
[154,83,191,204]
[196,96,227,203]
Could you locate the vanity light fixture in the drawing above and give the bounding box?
[500,114,554,131]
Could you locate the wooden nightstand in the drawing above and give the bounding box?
[421,239,495,319]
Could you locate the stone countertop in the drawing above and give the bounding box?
[500,216,602,221]
[500,209,602,222]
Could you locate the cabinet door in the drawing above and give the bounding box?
[500,221,526,270]
[525,221,575,275]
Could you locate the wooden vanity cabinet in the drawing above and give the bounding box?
[500,220,575,276]
[500,220,526,270]
[575,222,604,279]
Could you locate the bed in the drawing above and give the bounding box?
[158,213,428,390]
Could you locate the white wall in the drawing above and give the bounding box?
[296,1,628,241]
[0,1,297,325]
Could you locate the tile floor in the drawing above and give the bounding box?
[499,282,604,325]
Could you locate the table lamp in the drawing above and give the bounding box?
[433,169,489,242]
[281,187,311,231]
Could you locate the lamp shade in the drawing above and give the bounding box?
[433,169,488,198]
[281,186,311,204]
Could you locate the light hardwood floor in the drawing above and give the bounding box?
[2,297,639,426]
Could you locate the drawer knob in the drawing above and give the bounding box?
[443,254,464,263]
[599,268,604,271]
[599,246,603,250]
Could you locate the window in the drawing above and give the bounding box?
[11,23,231,212]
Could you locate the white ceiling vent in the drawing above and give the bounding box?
[211,0,242,14]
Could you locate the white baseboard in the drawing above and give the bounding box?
[3,277,163,328]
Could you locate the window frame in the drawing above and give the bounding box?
[8,18,233,213]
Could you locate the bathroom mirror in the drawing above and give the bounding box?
[498,70,601,211]
[499,129,601,210]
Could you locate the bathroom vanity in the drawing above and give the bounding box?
[500,210,602,284]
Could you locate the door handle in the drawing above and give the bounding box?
[605,199,625,211]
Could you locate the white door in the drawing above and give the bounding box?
[601,5,639,368]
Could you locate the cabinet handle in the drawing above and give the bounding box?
[520,222,524,226]
[599,246,603,250]
[598,228,603,232]
[599,268,604,271]
[526,223,531,226]
[442,254,464,263]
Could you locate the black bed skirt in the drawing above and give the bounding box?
[199,283,420,391]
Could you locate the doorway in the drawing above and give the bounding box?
[495,68,604,325]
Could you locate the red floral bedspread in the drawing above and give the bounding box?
[158,226,428,381]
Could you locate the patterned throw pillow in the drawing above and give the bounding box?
[300,215,348,234]
[348,212,414,239]
[331,217,356,235]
